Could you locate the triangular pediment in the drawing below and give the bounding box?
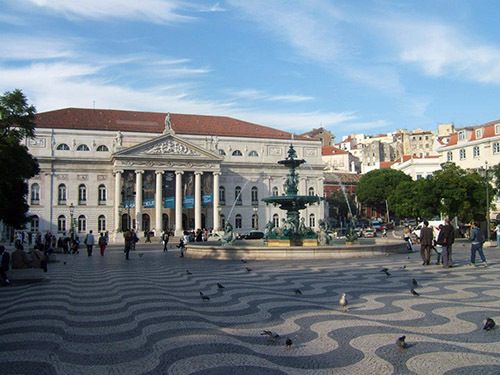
[113,134,222,161]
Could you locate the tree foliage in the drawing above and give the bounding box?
[327,189,356,224]
[388,177,440,220]
[0,89,39,228]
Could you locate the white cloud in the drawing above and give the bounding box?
[229,89,314,103]
[0,36,74,60]
[25,0,194,23]
[381,19,500,84]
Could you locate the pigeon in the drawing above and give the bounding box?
[396,335,408,350]
[400,265,407,270]
[483,318,496,331]
[217,283,225,289]
[412,278,418,287]
[199,291,210,301]
[261,330,280,340]
[410,288,420,296]
[286,337,293,349]
[63,262,67,265]
[241,259,247,263]
[339,293,348,312]
[245,267,252,273]
[383,270,391,277]
[294,289,302,295]
[186,270,192,275]
[138,253,144,258]
[380,267,389,273]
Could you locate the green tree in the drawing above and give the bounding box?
[0,89,39,228]
[388,177,440,220]
[356,169,411,216]
[327,190,356,224]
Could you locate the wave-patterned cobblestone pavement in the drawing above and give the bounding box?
[1,243,499,375]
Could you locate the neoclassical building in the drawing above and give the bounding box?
[26,108,325,242]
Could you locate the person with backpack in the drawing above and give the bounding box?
[467,222,487,267]
[436,216,455,268]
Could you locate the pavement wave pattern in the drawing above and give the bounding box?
[0,244,499,375]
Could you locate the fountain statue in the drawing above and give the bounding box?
[262,144,323,246]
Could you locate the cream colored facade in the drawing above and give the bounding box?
[26,110,325,242]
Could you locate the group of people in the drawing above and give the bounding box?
[418,217,487,268]
[83,230,109,257]
[0,240,49,285]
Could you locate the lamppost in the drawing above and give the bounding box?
[69,203,75,244]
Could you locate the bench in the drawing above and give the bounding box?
[6,268,46,281]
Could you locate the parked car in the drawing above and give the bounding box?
[240,231,265,240]
[370,220,383,232]
[364,228,376,238]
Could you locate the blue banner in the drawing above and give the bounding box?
[202,194,213,206]
[124,200,135,209]
[143,198,155,208]
[164,196,175,208]
[183,195,194,208]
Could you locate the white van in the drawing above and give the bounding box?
[412,220,443,239]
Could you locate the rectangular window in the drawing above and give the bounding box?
[476,129,482,138]
[496,124,500,134]
[460,149,466,160]
[493,142,500,154]
[458,131,466,141]
[473,146,480,158]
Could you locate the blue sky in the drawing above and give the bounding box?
[1,0,500,140]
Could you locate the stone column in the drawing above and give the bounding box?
[212,172,220,231]
[155,171,163,233]
[175,171,183,235]
[194,171,202,230]
[135,170,144,233]
[114,170,122,233]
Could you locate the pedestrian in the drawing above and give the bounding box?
[98,232,107,256]
[124,228,133,260]
[71,236,80,254]
[436,217,455,268]
[404,227,415,252]
[0,245,11,285]
[31,246,48,272]
[467,222,487,267]
[62,233,70,254]
[84,230,95,256]
[162,230,170,252]
[130,229,139,251]
[496,223,500,247]
[145,230,152,243]
[419,220,433,265]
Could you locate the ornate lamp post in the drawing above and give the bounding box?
[69,203,75,244]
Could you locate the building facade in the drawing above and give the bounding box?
[26,108,325,242]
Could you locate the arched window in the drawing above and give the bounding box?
[30,215,39,232]
[30,183,40,205]
[76,144,90,151]
[232,150,242,156]
[273,214,280,228]
[58,184,67,204]
[219,149,226,156]
[252,213,258,229]
[96,145,109,152]
[248,150,259,157]
[235,214,242,229]
[57,143,70,151]
[235,186,242,205]
[251,186,258,205]
[78,184,87,204]
[98,215,106,232]
[219,186,226,205]
[78,215,86,232]
[308,187,315,196]
[220,214,226,228]
[58,215,66,233]
[309,214,316,228]
[272,186,279,197]
[98,184,106,204]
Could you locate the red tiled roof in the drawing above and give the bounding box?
[34,108,308,140]
[445,133,458,146]
[380,161,395,168]
[322,145,347,155]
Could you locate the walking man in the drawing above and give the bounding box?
[437,217,455,268]
[419,220,433,265]
[0,245,10,285]
[467,222,487,267]
[84,230,95,257]
[124,228,133,260]
[162,230,170,252]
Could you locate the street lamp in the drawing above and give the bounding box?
[69,203,75,244]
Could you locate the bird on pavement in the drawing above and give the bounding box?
[484,318,496,331]
[245,267,252,273]
[199,291,210,301]
[186,270,192,275]
[396,335,408,350]
[380,267,389,273]
[410,288,420,296]
[339,293,348,312]
[217,283,225,289]
[138,253,144,258]
[383,270,391,277]
[261,330,280,340]
[400,265,406,270]
[412,278,418,287]
[241,259,247,263]
[294,289,302,295]
[286,337,292,349]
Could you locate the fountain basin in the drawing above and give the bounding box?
[185,240,408,260]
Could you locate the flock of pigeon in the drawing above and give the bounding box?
[189,260,496,351]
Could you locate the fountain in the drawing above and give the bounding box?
[261,144,323,246]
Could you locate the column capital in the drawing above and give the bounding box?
[114,169,124,175]
[155,170,164,176]
[135,170,145,175]
[175,170,184,176]
[194,171,203,176]
[213,171,222,176]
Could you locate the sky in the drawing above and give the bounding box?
[1,0,500,140]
